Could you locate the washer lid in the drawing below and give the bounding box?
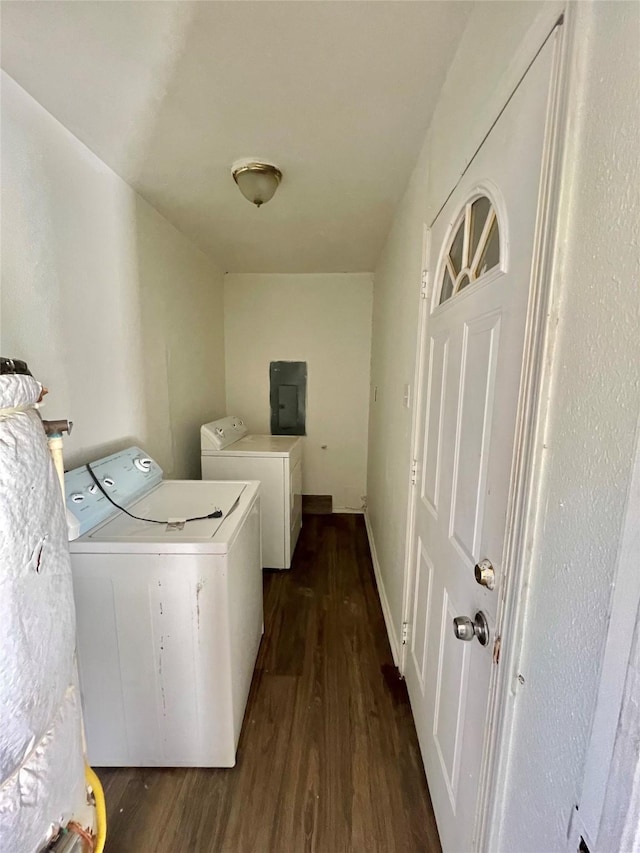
[86,480,246,542]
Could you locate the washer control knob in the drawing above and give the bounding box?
[134,457,152,472]
[70,493,85,503]
[103,478,115,488]
[87,484,98,495]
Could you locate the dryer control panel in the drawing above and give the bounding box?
[65,447,162,540]
[201,416,248,451]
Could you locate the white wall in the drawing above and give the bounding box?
[598,575,640,851]
[495,3,640,849]
[366,142,429,652]
[367,0,563,657]
[224,273,373,510]
[584,426,640,851]
[1,72,226,478]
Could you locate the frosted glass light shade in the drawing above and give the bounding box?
[232,162,282,207]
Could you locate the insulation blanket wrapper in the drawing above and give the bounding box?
[0,374,86,852]
[0,683,86,852]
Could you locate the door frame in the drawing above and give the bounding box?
[399,7,572,849]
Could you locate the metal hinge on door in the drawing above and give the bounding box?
[421,269,430,300]
[402,621,410,645]
[410,459,418,486]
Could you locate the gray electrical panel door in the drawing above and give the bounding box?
[270,361,306,436]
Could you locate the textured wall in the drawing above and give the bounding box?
[598,594,640,851]
[1,72,226,479]
[495,3,640,849]
[224,273,373,510]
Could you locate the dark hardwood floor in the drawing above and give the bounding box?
[301,494,333,514]
[97,514,441,853]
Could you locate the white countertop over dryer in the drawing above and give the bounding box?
[210,434,301,457]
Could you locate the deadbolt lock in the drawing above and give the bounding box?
[474,558,496,590]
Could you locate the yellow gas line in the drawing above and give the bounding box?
[85,765,107,853]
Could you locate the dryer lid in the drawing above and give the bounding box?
[212,434,301,456]
[201,415,248,451]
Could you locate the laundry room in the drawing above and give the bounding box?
[2,2,639,852]
[0,1,378,518]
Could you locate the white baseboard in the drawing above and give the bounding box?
[333,506,364,514]
[364,509,401,667]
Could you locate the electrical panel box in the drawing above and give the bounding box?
[270,361,306,436]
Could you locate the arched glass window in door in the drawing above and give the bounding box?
[437,195,502,305]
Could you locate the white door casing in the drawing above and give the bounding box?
[403,33,559,853]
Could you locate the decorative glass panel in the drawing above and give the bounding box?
[436,195,502,305]
[469,196,491,261]
[477,219,500,277]
[458,273,471,292]
[440,267,454,304]
[449,221,465,276]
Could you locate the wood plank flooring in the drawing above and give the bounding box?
[97,514,441,853]
[302,494,333,514]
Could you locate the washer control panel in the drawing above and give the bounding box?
[65,446,162,540]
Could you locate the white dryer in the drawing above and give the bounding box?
[66,446,262,768]
[201,416,302,570]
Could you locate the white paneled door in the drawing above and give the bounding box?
[405,33,559,853]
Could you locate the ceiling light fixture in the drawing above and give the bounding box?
[232,160,282,208]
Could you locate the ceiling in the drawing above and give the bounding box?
[1,1,472,273]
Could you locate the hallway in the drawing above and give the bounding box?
[97,514,441,852]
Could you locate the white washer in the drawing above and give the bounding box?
[201,416,302,570]
[66,446,262,768]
